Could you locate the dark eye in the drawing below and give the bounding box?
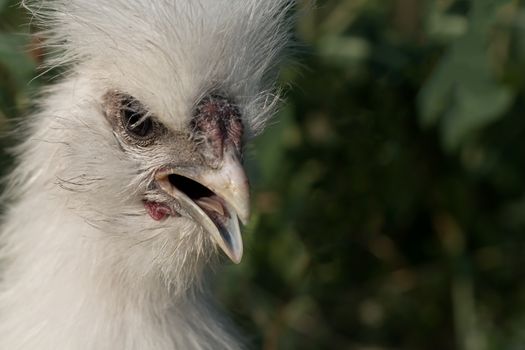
[122,102,154,138]
[118,96,160,143]
[103,91,164,146]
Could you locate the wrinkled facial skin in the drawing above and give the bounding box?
[101,90,249,263]
[191,95,244,164]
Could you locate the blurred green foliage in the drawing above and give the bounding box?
[3,0,525,349]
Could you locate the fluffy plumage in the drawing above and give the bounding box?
[0,1,295,349]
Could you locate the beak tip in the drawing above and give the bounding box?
[230,247,243,264]
[218,236,243,264]
[232,255,242,264]
[239,213,250,226]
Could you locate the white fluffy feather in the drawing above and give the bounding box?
[0,1,295,349]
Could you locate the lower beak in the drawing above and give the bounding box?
[155,150,250,263]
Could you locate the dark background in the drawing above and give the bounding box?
[2,1,525,349]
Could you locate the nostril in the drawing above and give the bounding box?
[168,174,214,200]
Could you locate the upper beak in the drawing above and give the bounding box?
[155,149,250,263]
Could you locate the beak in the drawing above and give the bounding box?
[155,149,250,263]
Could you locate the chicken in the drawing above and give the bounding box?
[0,1,295,349]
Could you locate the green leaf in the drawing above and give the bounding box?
[0,0,8,13]
[0,33,35,91]
[441,83,513,150]
[418,0,514,151]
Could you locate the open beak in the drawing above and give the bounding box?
[155,150,250,263]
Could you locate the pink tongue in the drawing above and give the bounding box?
[144,201,171,221]
[196,196,226,217]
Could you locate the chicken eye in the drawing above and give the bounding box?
[117,95,161,144]
[103,91,163,146]
[122,105,154,138]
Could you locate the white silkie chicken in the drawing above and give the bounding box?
[0,1,295,349]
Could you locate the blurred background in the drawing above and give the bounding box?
[1,0,525,349]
